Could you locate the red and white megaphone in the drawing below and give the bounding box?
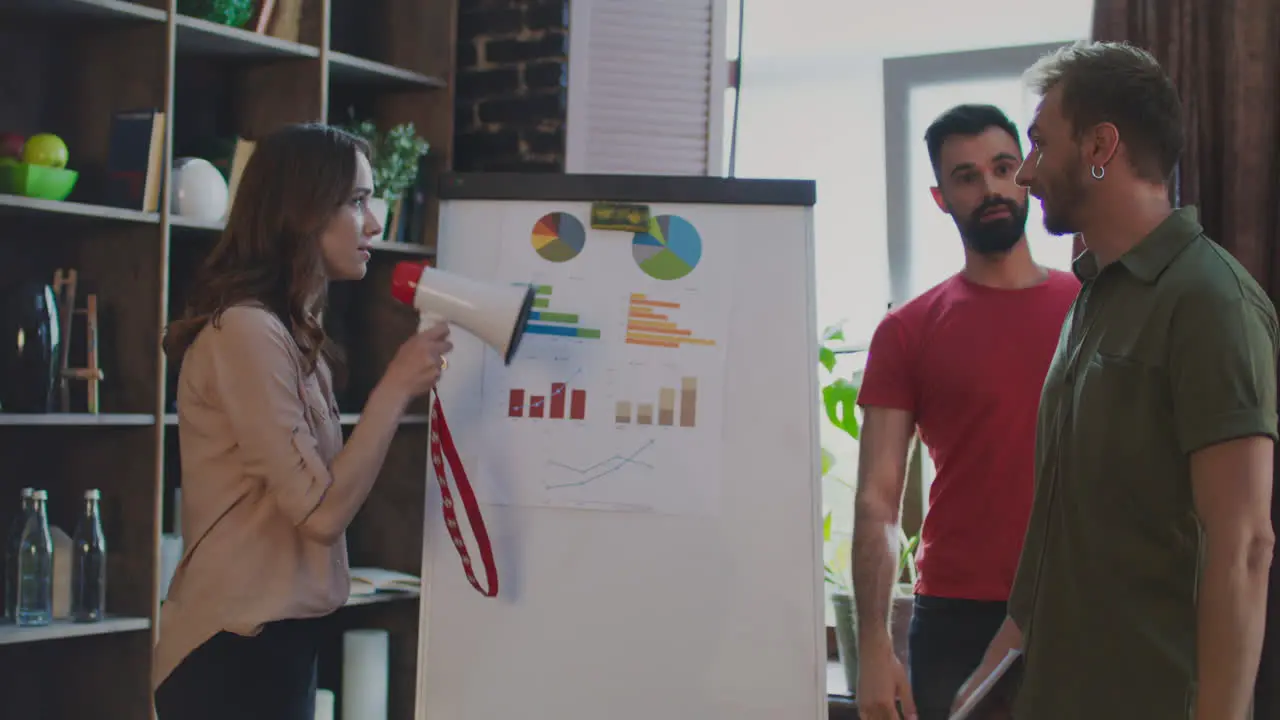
[390,260,535,365]
[388,261,537,600]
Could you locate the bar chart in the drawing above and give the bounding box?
[509,383,587,420]
[615,377,698,428]
[625,293,715,349]
[522,284,602,339]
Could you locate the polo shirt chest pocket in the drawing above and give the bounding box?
[1072,350,1172,498]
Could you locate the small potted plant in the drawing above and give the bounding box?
[818,323,861,694]
[826,515,918,695]
[341,112,430,242]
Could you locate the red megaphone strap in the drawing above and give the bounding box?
[429,393,499,597]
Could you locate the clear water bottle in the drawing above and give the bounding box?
[4,487,36,623]
[15,489,53,627]
[71,489,107,623]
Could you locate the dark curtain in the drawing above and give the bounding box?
[1091,0,1280,714]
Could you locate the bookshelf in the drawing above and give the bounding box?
[0,0,457,717]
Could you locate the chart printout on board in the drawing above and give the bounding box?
[475,209,732,516]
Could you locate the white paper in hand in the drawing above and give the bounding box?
[948,649,1022,720]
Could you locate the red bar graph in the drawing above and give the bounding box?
[507,383,588,420]
[550,383,566,418]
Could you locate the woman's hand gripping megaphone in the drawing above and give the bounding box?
[383,321,453,401]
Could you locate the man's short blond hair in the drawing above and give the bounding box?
[1024,41,1183,184]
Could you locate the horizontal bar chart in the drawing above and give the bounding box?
[519,284,603,340]
[625,293,715,349]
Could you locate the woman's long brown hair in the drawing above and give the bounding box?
[163,123,370,381]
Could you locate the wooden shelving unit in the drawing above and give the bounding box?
[0,0,457,717]
[0,616,153,646]
[0,414,157,427]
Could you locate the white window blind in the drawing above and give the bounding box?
[565,0,728,176]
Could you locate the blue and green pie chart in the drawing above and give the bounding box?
[631,215,702,280]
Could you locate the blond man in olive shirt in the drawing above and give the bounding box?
[953,42,1278,719]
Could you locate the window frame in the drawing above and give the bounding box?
[881,42,1072,308]
[564,0,730,176]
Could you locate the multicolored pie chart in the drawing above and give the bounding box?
[631,215,702,281]
[531,212,587,263]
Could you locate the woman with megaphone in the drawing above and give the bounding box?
[154,123,453,720]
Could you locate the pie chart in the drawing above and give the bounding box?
[531,212,586,263]
[631,215,702,280]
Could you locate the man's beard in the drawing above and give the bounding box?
[1040,157,1088,236]
[956,196,1029,256]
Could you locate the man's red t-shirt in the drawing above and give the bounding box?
[857,270,1080,601]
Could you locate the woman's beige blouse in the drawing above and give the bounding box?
[152,304,349,690]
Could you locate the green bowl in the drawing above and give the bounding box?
[0,161,79,201]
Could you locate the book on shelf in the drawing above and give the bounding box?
[349,567,420,596]
[253,0,276,33]
[104,109,166,212]
[267,0,301,42]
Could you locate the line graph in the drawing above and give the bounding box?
[545,440,655,489]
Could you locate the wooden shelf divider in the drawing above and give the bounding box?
[0,414,156,427]
[3,0,166,22]
[0,616,152,646]
[329,50,446,88]
[174,13,321,59]
[0,0,457,715]
[0,193,161,224]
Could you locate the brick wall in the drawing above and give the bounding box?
[453,0,570,172]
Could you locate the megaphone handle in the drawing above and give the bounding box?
[428,390,499,598]
[418,312,446,333]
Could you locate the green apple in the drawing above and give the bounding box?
[22,133,69,169]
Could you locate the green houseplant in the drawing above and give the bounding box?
[177,0,254,27]
[818,323,919,695]
[341,112,430,241]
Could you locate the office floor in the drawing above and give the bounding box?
[828,660,850,696]
[828,660,859,718]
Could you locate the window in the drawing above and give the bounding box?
[734,61,892,348]
[884,43,1079,306]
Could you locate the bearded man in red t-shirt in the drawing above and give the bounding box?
[851,104,1079,720]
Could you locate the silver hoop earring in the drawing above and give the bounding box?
[1090,165,1106,180]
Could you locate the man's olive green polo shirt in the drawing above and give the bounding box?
[1008,206,1280,719]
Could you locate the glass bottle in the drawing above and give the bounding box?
[71,489,107,623]
[15,489,53,627]
[4,487,35,623]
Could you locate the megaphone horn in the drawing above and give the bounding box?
[391,261,536,366]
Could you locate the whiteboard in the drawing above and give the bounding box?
[415,173,823,720]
